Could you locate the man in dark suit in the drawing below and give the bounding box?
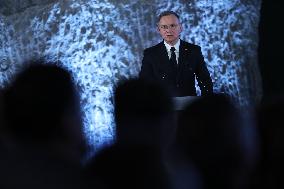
[139,11,213,97]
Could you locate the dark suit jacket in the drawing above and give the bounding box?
[139,40,213,97]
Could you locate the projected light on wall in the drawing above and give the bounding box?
[0,0,262,152]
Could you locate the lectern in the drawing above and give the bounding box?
[172,96,199,111]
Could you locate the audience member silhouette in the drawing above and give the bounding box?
[1,61,274,189]
[0,88,3,132]
[0,61,86,189]
[84,78,175,189]
[254,96,284,189]
[114,78,175,151]
[84,144,173,189]
[0,89,5,147]
[175,94,255,189]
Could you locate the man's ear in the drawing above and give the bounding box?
[179,24,183,32]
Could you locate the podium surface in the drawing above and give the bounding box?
[172,96,199,111]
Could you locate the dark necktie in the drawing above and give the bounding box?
[170,47,177,65]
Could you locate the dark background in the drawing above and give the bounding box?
[258,0,284,102]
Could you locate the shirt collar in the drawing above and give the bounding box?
[164,39,180,52]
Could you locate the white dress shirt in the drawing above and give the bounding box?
[164,39,180,64]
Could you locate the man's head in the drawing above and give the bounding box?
[3,61,84,148]
[114,78,174,147]
[157,11,182,46]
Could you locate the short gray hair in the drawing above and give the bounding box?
[157,11,180,23]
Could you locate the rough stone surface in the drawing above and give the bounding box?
[0,0,262,152]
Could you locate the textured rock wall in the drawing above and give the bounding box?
[0,0,262,152]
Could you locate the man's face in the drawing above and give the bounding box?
[157,14,182,46]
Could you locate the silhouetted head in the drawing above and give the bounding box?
[114,78,174,148]
[176,94,249,189]
[3,60,84,150]
[1,60,85,189]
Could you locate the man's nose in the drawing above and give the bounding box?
[165,28,171,33]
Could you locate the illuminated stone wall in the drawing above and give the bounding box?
[0,0,262,152]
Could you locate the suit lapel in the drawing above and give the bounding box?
[158,42,170,65]
[177,40,189,78]
[178,40,189,66]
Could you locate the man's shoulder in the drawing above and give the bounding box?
[143,42,164,53]
[180,40,201,50]
[143,40,202,53]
